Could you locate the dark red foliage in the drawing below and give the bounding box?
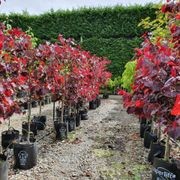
[120,0,180,139]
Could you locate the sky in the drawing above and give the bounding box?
[0,0,160,15]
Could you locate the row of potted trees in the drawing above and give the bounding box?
[119,0,179,179]
[0,22,111,178]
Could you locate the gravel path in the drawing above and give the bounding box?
[0,96,153,180]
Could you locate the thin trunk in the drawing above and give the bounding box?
[158,124,161,141]
[69,103,72,115]
[164,135,170,161]
[151,119,153,131]
[8,118,10,129]
[60,99,64,123]
[39,100,42,115]
[27,95,32,143]
[53,101,55,121]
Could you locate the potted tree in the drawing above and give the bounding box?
[11,28,39,170]
[119,1,180,178]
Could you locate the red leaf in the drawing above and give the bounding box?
[135,100,144,108]
[171,94,180,115]
[4,89,13,97]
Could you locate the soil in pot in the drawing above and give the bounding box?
[89,100,97,110]
[148,142,165,164]
[0,154,8,180]
[13,142,37,170]
[32,116,46,130]
[54,121,67,141]
[22,121,37,137]
[144,131,158,149]
[152,158,179,180]
[1,128,20,149]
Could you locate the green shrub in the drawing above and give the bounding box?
[121,60,136,92]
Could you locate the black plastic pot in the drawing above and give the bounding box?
[44,96,51,104]
[103,93,109,99]
[79,108,88,120]
[96,96,101,107]
[22,121,37,137]
[22,102,28,110]
[33,116,46,130]
[76,113,81,127]
[54,121,67,141]
[1,128,20,149]
[144,131,158,149]
[32,101,38,108]
[13,142,37,170]
[152,158,180,180]
[89,100,97,110]
[0,154,8,180]
[68,116,76,132]
[139,117,147,124]
[148,142,165,164]
[140,123,151,138]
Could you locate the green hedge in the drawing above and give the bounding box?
[0,4,156,76]
[82,37,142,76]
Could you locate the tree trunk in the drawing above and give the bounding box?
[164,134,170,161]
[60,99,64,123]
[27,96,32,143]
[39,100,42,115]
[53,101,55,121]
[8,118,11,129]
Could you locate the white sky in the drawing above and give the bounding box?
[0,0,160,15]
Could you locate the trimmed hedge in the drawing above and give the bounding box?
[82,37,142,76]
[0,4,156,76]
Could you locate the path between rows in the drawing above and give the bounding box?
[1,96,152,180]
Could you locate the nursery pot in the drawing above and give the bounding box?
[144,131,157,149]
[148,142,165,164]
[139,117,147,124]
[33,116,46,130]
[31,101,38,108]
[140,123,151,138]
[22,102,28,110]
[1,127,20,149]
[89,100,97,110]
[22,121,37,137]
[13,142,37,170]
[54,121,67,141]
[103,93,109,99]
[0,154,8,180]
[79,108,88,120]
[96,96,101,107]
[44,95,51,104]
[68,116,76,132]
[152,158,180,180]
[76,113,81,127]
